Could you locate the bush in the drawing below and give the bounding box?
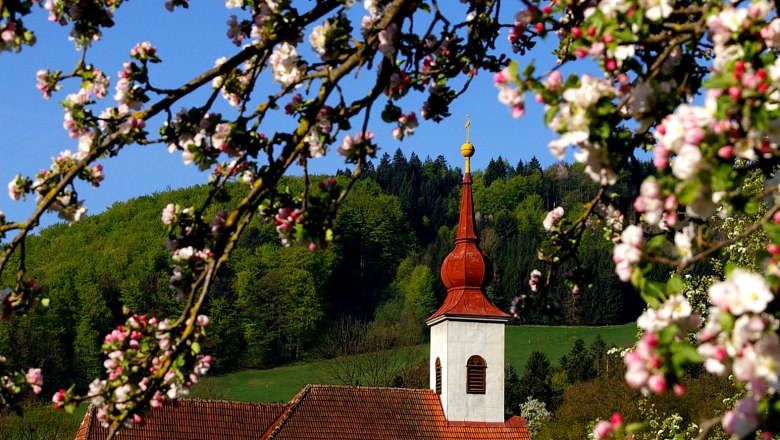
[520,398,552,438]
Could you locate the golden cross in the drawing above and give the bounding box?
[465,114,471,143]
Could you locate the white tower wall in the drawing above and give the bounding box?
[429,318,505,423]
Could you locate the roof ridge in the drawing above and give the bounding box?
[176,397,286,408]
[307,383,435,393]
[260,384,313,440]
[74,404,95,440]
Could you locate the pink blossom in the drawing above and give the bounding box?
[493,67,511,86]
[7,178,21,201]
[528,269,542,292]
[647,373,667,393]
[268,42,305,88]
[723,397,759,438]
[593,420,613,439]
[26,368,43,394]
[544,71,562,91]
[130,41,157,61]
[543,206,564,231]
[761,19,780,48]
[161,203,177,225]
[52,389,66,408]
[378,23,397,58]
[226,15,245,46]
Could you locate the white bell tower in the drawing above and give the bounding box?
[426,119,509,423]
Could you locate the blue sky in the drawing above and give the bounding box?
[0,1,563,229]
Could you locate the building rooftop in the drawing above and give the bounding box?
[75,385,530,440]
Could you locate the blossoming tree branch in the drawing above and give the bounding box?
[0,0,509,436]
[0,0,778,439]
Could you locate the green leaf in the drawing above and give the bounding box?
[751,107,769,132]
[672,343,701,365]
[625,422,647,434]
[666,275,685,295]
[744,199,760,216]
[763,222,780,245]
[381,102,401,123]
[677,181,701,205]
[192,341,201,354]
[508,61,519,81]
[642,280,666,305]
[719,312,735,332]
[648,234,667,251]
[711,164,734,192]
[544,105,559,126]
[703,74,735,90]
[522,62,535,80]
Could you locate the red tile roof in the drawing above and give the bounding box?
[260,385,530,440]
[75,399,285,440]
[75,386,530,440]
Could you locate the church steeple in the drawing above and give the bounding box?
[427,117,508,323]
[426,118,508,424]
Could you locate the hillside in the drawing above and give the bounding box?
[0,152,648,398]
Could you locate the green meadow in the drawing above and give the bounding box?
[192,322,637,403]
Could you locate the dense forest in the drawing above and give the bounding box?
[0,150,651,396]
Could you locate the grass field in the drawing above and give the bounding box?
[191,322,638,403]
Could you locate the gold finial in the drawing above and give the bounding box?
[460,115,475,173]
[465,114,471,143]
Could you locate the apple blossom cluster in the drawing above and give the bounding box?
[378,23,398,59]
[493,67,525,119]
[612,225,643,282]
[507,10,532,47]
[162,108,248,172]
[338,130,378,164]
[159,203,222,298]
[42,0,124,47]
[632,178,677,229]
[224,0,282,43]
[55,313,212,430]
[652,104,719,213]
[35,69,62,99]
[0,356,44,412]
[548,75,618,185]
[0,279,44,322]
[0,15,36,53]
[528,269,542,292]
[695,269,779,436]
[391,112,418,141]
[262,176,341,251]
[542,206,564,232]
[269,42,305,89]
[7,146,106,222]
[304,106,335,159]
[274,207,304,247]
[309,20,331,58]
[625,294,699,395]
[592,413,625,440]
[593,203,625,244]
[211,55,260,108]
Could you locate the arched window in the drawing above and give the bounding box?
[466,355,486,394]
[435,358,442,395]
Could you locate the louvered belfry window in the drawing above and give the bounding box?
[466,355,486,394]
[435,358,442,394]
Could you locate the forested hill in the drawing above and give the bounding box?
[0,149,649,395]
